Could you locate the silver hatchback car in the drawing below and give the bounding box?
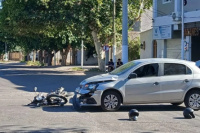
[73,58,200,111]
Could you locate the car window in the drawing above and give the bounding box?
[164,63,192,75]
[133,63,159,78]
[110,61,141,75]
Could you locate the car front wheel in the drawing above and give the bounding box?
[184,90,200,110]
[101,91,121,111]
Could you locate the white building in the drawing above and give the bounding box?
[140,8,154,59]
[140,0,200,61]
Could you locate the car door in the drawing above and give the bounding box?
[159,63,193,102]
[124,63,161,103]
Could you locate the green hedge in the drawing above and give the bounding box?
[26,61,44,66]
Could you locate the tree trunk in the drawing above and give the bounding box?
[60,44,71,66]
[72,47,76,65]
[38,50,43,64]
[26,51,30,61]
[47,51,54,66]
[33,50,36,62]
[91,30,105,71]
[129,0,145,28]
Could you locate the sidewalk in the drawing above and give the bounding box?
[52,65,99,72]
[0,60,102,73]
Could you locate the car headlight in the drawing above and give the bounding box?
[84,83,98,91]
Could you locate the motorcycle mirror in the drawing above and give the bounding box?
[34,87,37,92]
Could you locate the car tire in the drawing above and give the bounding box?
[101,91,121,111]
[171,102,183,106]
[184,90,200,110]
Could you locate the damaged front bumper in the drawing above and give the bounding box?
[74,87,102,106]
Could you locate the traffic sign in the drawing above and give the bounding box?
[103,45,109,51]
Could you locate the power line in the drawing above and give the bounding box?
[149,8,168,16]
[143,12,153,20]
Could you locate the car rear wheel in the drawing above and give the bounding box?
[184,90,200,110]
[101,91,121,111]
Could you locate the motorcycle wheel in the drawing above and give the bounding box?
[46,94,68,106]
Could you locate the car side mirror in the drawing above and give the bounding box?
[128,73,137,79]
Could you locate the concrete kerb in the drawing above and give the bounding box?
[0,61,102,74]
[53,65,99,72]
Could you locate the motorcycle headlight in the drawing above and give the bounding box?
[84,83,98,91]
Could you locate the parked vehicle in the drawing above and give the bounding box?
[28,87,73,107]
[73,58,200,111]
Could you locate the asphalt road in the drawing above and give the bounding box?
[1,62,200,133]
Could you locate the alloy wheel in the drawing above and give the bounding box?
[104,94,119,109]
[189,93,200,108]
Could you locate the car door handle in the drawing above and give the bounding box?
[153,82,159,85]
[184,79,189,83]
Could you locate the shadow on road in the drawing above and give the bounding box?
[0,124,88,133]
[118,104,186,112]
[75,104,186,113]
[0,63,102,92]
[42,105,75,112]
[173,117,185,119]
[26,104,186,113]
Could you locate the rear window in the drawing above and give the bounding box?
[164,63,192,75]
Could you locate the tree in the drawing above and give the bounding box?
[128,37,140,61]
[73,0,152,71]
[0,0,152,68]
[0,0,80,65]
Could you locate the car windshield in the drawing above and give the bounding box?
[110,61,140,75]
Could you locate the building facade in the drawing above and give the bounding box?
[140,8,154,59]
[140,0,200,61]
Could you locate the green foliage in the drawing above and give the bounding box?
[26,61,44,66]
[0,43,4,55]
[71,67,84,71]
[88,68,103,72]
[20,60,26,63]
[128,37,140,61]
[0,0,78,53]
[0,0,152,66]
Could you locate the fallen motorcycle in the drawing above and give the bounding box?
[28,87,73,107]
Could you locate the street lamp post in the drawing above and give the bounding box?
[4,42,8,61]
[122,0,128,64]
[81,39,84,68]
[113,0,116,68]
[181,0,184,60]
[81,25,84,69]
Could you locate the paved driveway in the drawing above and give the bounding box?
[0,62,200,133]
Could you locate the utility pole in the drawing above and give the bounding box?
[181,0,184,60]
[81,40,84,68]
[4,42,8,61]
[113,0,116,68]
[81,24,84,68]
[122,0,128,64]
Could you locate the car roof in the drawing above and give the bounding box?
[133,58,194,64]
